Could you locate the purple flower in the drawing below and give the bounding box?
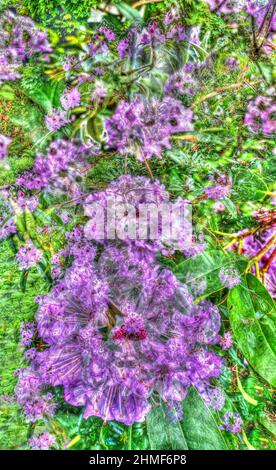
[15,369,56,422]
[206,0,243,14]
[0,218,16,239]
[219,332,233,350]
[17,139,98,196]
[106,97,193,161]
[29,432,55,450]
[205,175,232,200]
[45,109,68,132]
[0,134,12,160]
[165,70,198,97]
[20,322,35,347]
[90,81,107,104]
[190,26,201,45]
[99,27,116,42]
[219,268,241,288]
[16,179,224,426]
[61,87,81,110]
[0,54,21,84]
[213,201,225,212]
[203,387,225,410]
[225,57,240,70]
[164,10,180,25]
[117,38,129,59]
[16,241,42,270]
[244,96,276,135]
[220,412,242,434]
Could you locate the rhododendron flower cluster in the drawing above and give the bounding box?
[17,176,224,426]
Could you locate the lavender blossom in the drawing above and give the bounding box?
[16,241,42,270]
[117,38,130,59]
[45,109,69,132]
[61,87,81,110]
[203,387,225,410]
[220,412,242,434]
[219,267,241,288]
[106,97,193,161]
[244,96,276,135]
[29,432,55,450]
[219,332,233,350]
[0,134,12,160]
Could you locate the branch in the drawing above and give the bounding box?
[191,81,259,109]
[132,0,162,8]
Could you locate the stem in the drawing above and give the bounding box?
[262,247,276,273]
[124,155,128,175]
[133,0,162,8]
[253,235,276,262]
[143,155,154,181]
[172,135,198,142]
[192,81,259,109]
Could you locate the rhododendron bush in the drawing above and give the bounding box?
[0,0,275,451]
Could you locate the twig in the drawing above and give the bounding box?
[143,155,154,181]
[133,0,162,8]
[191,81,259,109]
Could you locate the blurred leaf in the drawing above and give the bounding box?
[228,274,276,387]
[146,402,188,450]
[181,387,228,450]
[175,250,246,297]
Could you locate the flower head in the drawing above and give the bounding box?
[220,412,242,434]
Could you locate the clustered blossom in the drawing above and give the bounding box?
[45,109,69,132]
[0,134,12,160]
[220,412,242,434]
[206,0,244,14]
[0,218,16,239]
[225,57,240,70]
[15,369,56,422]
[17,177,224,426]
[29,432,55,450]
[106,97,193,161]
[164,69,199,97]
[246,1,276,54]
[219,267,241,288]
[219,332,233,350]
[61,87,81,110]
[17,139,98,196]
[20,322,35,347]
[202,387,225,410]
[205,175,232,200]
[16,241,42,270]
[84,175,195,254]
[244,96,276,135]
[0,10,51,83]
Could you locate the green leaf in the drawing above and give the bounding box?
[20,269,29,293]
[146,403,188,450]
[115,2,143,23]
[236,374,258,406]
[228,274,276,387]
[181,387,228,450]
[235,170,268,202]
[175,249,246,297]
